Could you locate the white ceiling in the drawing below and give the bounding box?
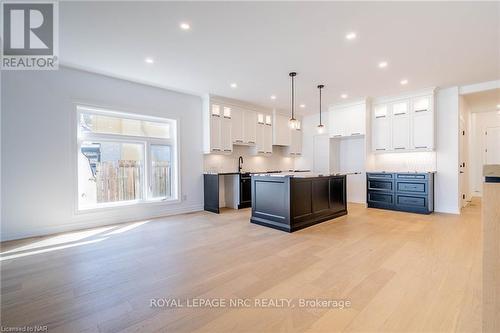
[60,1,500,115]
[463,89,500,113]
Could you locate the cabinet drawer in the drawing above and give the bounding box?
[396,173,427,180]
[367,173,393,179]
[368,180,393,191]
[368,192,394,204]
[396,195,426,208]
[397,182,426,193]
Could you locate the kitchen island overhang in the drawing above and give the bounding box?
[250,173,347,232]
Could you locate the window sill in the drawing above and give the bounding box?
[76,197,181,214]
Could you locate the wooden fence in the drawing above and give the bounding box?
[95,160,170,203]
[152,161,171,198]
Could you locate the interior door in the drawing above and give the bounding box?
[486,126,500,164]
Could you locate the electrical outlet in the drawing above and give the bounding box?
[182,194,187,201]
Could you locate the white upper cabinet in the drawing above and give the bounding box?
[255,113,266,154]
[243,110,257,145]
[348,104,366,136]
[207,103,222,153]
[329,108,345,137]
[231,107,244,144]
[264,115,273,154]
[329,102,366,138]
[372,104,391,151]
[273,112,291,146]
[221,107,232,153]
[411,95,434,150]
[391,100,410,150]
[203,98,235,154]
[371,90,435,153]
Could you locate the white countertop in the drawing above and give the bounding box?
[252,172,354,178]
[484,165,500,177]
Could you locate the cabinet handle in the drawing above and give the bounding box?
[415,109,428,113]
[224,116,231,119]
[375,115,386,119]
[248,141,255,144]
[235,140,243,143]
[212,114,220,117]
[395,147,405,150]
[415,146,428,149]
[351,133,361,136]
[212,148,221,151]
[333,135,342,137]
[394,112,406,116]
[224,149,231,152]
[376,148,386,151]
[258,151,265,153]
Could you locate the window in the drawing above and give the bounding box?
[77,106,178,210]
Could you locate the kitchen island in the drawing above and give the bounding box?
[250,173,347,232]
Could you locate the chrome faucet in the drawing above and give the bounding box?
[238,156,244,173]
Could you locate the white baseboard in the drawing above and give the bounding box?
[1,204,204,242]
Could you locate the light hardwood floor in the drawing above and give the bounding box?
[1,201,482,333]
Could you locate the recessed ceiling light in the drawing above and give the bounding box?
[180,22,190,30]
[378,61,388,68]
[400,79,408,85]
[496,104,500,109]
[230,83,237,88]
[345,32,357,40]
[144,57,154,64]
[270,95,276,100]
[299,104,306,108]
[341,94,348,99]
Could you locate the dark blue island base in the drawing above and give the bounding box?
[367,172,435,214]
[250,174,347,232]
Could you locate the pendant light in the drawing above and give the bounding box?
[317,84,325,134]
[289,72,299,129]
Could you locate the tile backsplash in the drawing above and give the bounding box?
[204,145,295,173]
[367,151,437,172]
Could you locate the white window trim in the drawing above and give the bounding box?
[74,104,181,213]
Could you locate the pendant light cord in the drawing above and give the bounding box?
[317,84,325,126]
[289,72,297,120]
[319,87,322,125]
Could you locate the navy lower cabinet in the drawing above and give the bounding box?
[367,172,434,214]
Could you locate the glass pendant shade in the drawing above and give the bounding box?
[317,124,325,134]
[289,117,298,129]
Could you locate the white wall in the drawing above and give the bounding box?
[435,87,460,214]
[1,66,204,241]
